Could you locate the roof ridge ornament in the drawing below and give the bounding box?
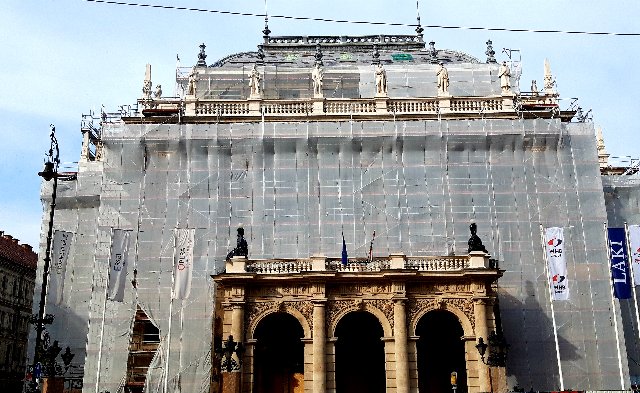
[314,43,323,66]
[196,43,207,67]
[262,16,271,43]
[372,43,380,65]
[485,40,496,64]
[415,1,424,41]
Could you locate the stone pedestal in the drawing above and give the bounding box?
[375,97,388,113]
[469,251,489,268]
[221,372,241,393]
[226,256,247,273]
[248,99,261,115]
[312,99,324,115]
[439,95,451,114]
[42,377,64,393]
[390,253,406,269]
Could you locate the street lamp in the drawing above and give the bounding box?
[30,125,75,391]
[476,330,509,367]
[476,330,509,393]
[214,335,245,372]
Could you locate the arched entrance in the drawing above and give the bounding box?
[253,312,304,393]
[416,310,467,393]
[335,311,386,393]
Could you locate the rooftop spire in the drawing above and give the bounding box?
[262,0,271,43]
[415,1,424,41]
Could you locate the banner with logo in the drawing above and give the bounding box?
[49,230,73,305]
[107,229,131,302]
[173,228,195,300]
[629,225,640,286]
[608,228,632,299]
[544,227,569,300]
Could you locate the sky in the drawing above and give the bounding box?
[1,0,638,248]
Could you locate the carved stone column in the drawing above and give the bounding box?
[394,299,410,393]
[473,298,491,393]
[313,301,326,393]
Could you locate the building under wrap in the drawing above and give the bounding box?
[29,32,639,392]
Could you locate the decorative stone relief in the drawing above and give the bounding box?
[245,300,313,339]
[327,298,394,336]
[412,283,472,294]
[407,297,475,333]
[290,301,314,330]
[368,299,395,330]
[336,284,391,295]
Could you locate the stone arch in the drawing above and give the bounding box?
[330,301,393,338]
[410,300,474,338]
[248,303,311,340]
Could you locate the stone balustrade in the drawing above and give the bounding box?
[173,96,516,120]
[225,252,492,275]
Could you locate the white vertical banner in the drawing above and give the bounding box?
[173,228,195,300]
[629,225,640,286]
[545,227,569,301]
[49,230,73,305]
[107,229,131,302]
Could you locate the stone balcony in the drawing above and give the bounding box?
[224,252,495,274]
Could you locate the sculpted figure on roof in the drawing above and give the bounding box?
[375,63,387,97]
[499,61,511,94]
[437,62,450,96]
[187,68,197,96]
[249,64,262,98]
[311,63,324,98]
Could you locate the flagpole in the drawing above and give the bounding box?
[604,222,626,389]
[94,228,113,393]
[539,224,564,390]
[627,222,640,354]
[164,230,178,393]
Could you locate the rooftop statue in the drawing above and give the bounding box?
[187,68,197,96]
[375,63,388,97]
[437,62,450,96]
[499,61,511,94]
[249,64,262,98]
[154,85,162,99]
[226,227,249,260]
[311,63,324,98]
[531,80,538,96]
[468,223,489,254]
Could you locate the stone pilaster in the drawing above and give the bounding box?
[394,298,410,393]
[473,298,491,393]
[313,301,326,393]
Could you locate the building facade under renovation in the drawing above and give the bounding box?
[30,28,640,393]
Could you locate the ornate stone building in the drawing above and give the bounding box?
[32,29,632,393]
[214,252,504,393]
[0,231,36,391]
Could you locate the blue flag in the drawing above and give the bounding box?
[608,228,632,299]
[341,233,348,265]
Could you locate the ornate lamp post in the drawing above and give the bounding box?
[215,335,245,372]
[30,125,75,391]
